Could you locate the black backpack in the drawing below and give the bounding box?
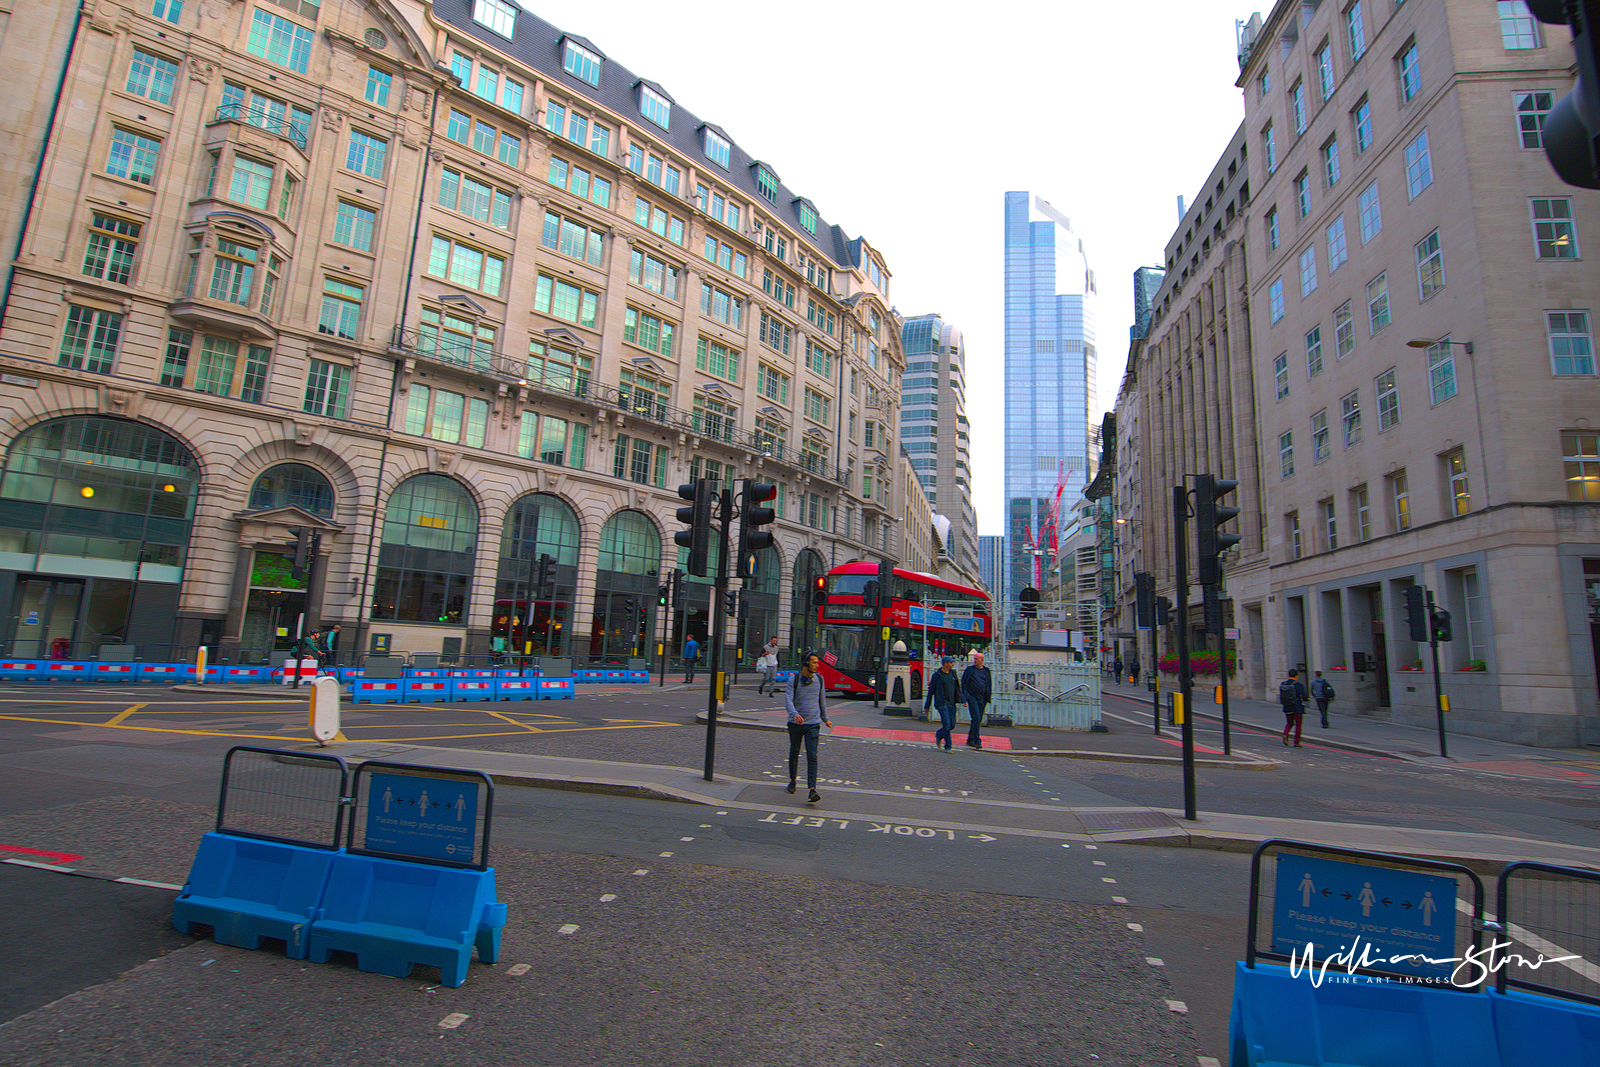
[1279,679,1300,706]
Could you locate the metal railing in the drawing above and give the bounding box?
[213,103,308,152]
[389,328,851,485]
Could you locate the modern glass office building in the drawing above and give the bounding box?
[1002,192,1098,636]
[899,313,977,577]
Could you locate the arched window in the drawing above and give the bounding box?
[248,463,334,515]
[494,494,580,657]
[590,510,660,663]
[791,548,826,658]
[372,474,476,624]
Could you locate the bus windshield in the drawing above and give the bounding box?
[816,625,875,674]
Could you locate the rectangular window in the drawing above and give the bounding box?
[428,235,504,295]
[1289,512,1303,559]
[1324,500,1338,551]
[1517,90,1555,148]
[695,337,739,382]
[756,167,778,203]
[1326,216,1348,272]
[1357,181,1382,242]
[1299,246,1318,297]
[1354,485,1371,541]
[757,363,790,405]
[807,300,836,336]
[1562,432,1600,500]
[544,98,611,158]
[1292,81,1307,135]
[127,49,179,105]
[1446,450,1471,514]
[1306,325,1324,378]
[534,274,599,329]
[346,130,387,180]
[1376,368,1400,429]
[627,249,679,298]
[803,388,831,425]
[318,278,363,340]
[1367,273,1391,334]
[193,336,237,396]
[247,10,313,74]
[1296,171,1312,217]
[1324,138,1341,187]
[1416,231,1445,300]
[1532,198,1579,258]
[229,157,274,210]
[639,84,671,129]
[1391,471,1411,531]
[153,0,182,24]
[209,238,257,305]
[1335,301,1355,358]
[1342,390,1362,446]
[1265,123,1278,174]
[1428,340,1458,403]
[760,312,793,355]
[1354,98,1373,152]
[365,65,391,107]
[1317,43,1335,99]
[1275,351,1291,399]
[699,282,742,328]
[1312,409,1331,459]
[546,155,611,209]
[161,326,191,387]
[1398,41,1421,101]
[1267,207,1280,251]
[107,128,161,184]
[563,39,602,85]
[703,128,731,168]
[304,359,351,418]
[806,339,834,379]
[1280,431,1295,477]
[1269,278,1285,323]
[1405,131,1433,198]
[1499,1,1542,49]
[475,0,517,38]
[82,213,141,285]
[1549,311,1595,376]
[622,307,675,357]
[59,305,121,373]
[1348,2,1366,61]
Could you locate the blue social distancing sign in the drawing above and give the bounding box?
[364,772,479,863]
[1273,853,1459,981]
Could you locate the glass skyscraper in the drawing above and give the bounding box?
[899,313,977,577]
[1003,192,1098,634]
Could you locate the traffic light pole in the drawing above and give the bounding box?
[703,484,734,783]
[1173,483,1197,822]
[1427,588,1448,758]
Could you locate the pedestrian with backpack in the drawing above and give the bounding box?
[1309,670,1336,728]
[784,652,833,803]
[1279,669,1309,747]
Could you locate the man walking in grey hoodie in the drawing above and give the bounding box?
[784,652,833,803]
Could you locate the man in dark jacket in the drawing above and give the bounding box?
[923,655,962,751]
[1279,669,1309,747]
[960,652,993,750]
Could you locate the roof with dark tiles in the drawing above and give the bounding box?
[433,0,869,274]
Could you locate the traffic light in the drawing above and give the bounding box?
[285,527,319,581]
[657,584,669,608]
[723,588,739,617]
[1194,474,1242,587]
[811,574,827,607]
[1404,585,1428,642]
[536,553,557,599]
[1525,0,1600,188]
[1432,608,1454,643]
[1134,572,1154,629]
[1154,595,1172,627]
[1203,584,1225,636]
[671,568,684,607]
[674,479,714,577]
[1019,587,1040,618]
[736,480,777,579]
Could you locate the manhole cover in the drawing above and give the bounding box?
[1078,810,1177,833]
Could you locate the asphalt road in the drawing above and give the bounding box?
[0,681,1593,1065]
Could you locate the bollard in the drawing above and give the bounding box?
[310,676,341,745]
[196,646,208,685]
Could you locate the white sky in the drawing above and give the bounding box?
[553,0,1257,534]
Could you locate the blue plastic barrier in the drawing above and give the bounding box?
[89,662,139,682]
[403,678,451,703]
[494,673,538,701]
[138,663,194,683]
[1229,961,1499,1067]
[535,677,575,700]
[306,854,506,987]
[0,659,46,681]
[171,832,339,959]
[351,678,406,704]
[41,661,94,682]
[1488,987,1600,1067]
[206,666,270,684]
[452,677,494,701]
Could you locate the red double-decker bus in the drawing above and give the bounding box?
[813,562,992,698]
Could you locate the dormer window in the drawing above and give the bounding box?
[755,165,778,203]
[639,83,671,130]
[702,126,731,169]
[473,0,516,39]
[562,37,601,86]
[797,200,818,235]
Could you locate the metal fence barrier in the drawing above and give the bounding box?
[984,657,1102,730]
[1495,861,1600,1004]
[214,746,351,850]
[346,761,495,871]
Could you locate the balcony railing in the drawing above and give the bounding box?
[213,103,308,152]
[388,328,850,486]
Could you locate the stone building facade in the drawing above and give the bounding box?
[0,0,912,665]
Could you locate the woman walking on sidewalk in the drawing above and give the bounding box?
[784,653,833,803]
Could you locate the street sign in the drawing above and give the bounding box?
[1224,627,1241,640]
[946,607,975,619]
[1272,853,1459,981]
[364,772,480,863]
[1036,609,1067,621]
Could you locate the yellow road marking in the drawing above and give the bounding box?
[103,703,148,727]
[0,712,676,743]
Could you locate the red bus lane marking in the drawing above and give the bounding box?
[828,723,1013,749]
[0,845,84,864]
